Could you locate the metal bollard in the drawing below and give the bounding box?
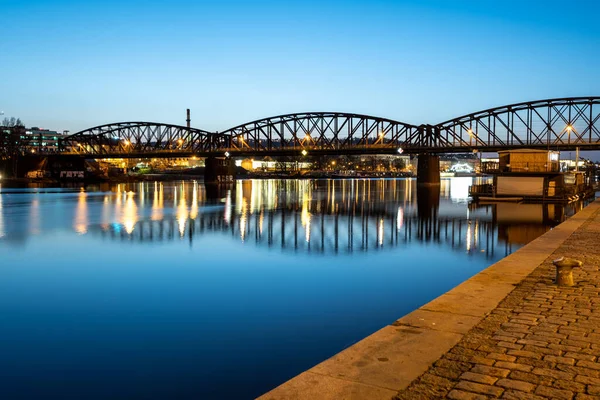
[552,257,582,287]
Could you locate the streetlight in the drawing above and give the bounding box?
[566,124,573,144]
[566,124,579,171]
[397,148,404,154]
[301,149,308,156]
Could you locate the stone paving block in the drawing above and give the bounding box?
[534,385,574,400]
[471,365,511,378]
[576,360,600,371]
[488,353,517,362]
[542,355,576,365]
[587,385,600,395]
[507,370,552,386]
[574,374,600,385]
[500,390,546,399]
[495,379,536,393]
[447,389,491,400]
[460,372,498,385]
[552,378,586,393]
[495,362,533,373]
[564,352,596,362]
[455,381,504,397]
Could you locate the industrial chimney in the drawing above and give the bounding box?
[186,109,191,129]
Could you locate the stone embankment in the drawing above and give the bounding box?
[259,199,600,400]
[395,200,600,399]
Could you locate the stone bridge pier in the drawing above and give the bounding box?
[417,154,440,185]
[204,156,236,184]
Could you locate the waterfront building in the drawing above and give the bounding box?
[237,157,312,171]
[21,127,70,153]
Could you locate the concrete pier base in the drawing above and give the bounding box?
[417,154,440,186]
[204,156,236,184]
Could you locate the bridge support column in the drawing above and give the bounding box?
[204,156,236,184]
[417,154,440,185]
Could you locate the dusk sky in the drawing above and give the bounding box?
[2,0,599,133]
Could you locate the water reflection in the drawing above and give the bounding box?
[73,189,88,234]
[0,179,588,259]
[0,189,4,238]
[0,178,592,400]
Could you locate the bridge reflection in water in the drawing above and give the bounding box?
[84,178,586,258]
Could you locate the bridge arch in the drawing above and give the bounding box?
[218,112,419,153]
[434,96,600,151]
[60,122,223,155]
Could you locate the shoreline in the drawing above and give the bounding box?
[257,199,600,400]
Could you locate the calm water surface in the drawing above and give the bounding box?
[0,178,587,399]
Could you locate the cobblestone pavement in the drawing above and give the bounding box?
[395,206,600,400]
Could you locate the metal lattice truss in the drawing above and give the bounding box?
[60,122,223,156]
[436,97,600,151]
[59,97,600,157]
[220,112,418,154]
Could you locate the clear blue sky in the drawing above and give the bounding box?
[2,0,599,133]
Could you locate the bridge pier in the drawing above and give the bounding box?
[204,156,236,184]
[417,154,440,186]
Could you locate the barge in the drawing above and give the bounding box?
[469,149,596,203]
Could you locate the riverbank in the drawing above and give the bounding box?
[258,199,600,399]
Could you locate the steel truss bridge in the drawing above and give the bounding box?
[50,96,600,157]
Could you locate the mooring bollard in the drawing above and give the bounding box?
[552,257,582,287]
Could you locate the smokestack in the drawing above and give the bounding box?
[186,109,191,129]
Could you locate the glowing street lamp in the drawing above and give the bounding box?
[397,147,404,154]
[301,149,308,156]
[224,151,230,158]
[566,124,574,144]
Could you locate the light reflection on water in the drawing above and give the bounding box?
[0,178,589,400]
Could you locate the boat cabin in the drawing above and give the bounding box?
[471,149,593,202]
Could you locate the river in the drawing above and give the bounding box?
[0,177,587,399]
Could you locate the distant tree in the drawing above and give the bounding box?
[1,117,26,177]
[1,117,23,127]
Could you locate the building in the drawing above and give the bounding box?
[21,128,70,153]
[237,157,312,171]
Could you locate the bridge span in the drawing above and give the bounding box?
[58,97,600,158]
[3,96,599,183]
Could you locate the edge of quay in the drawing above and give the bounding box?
[257,199,600,400]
